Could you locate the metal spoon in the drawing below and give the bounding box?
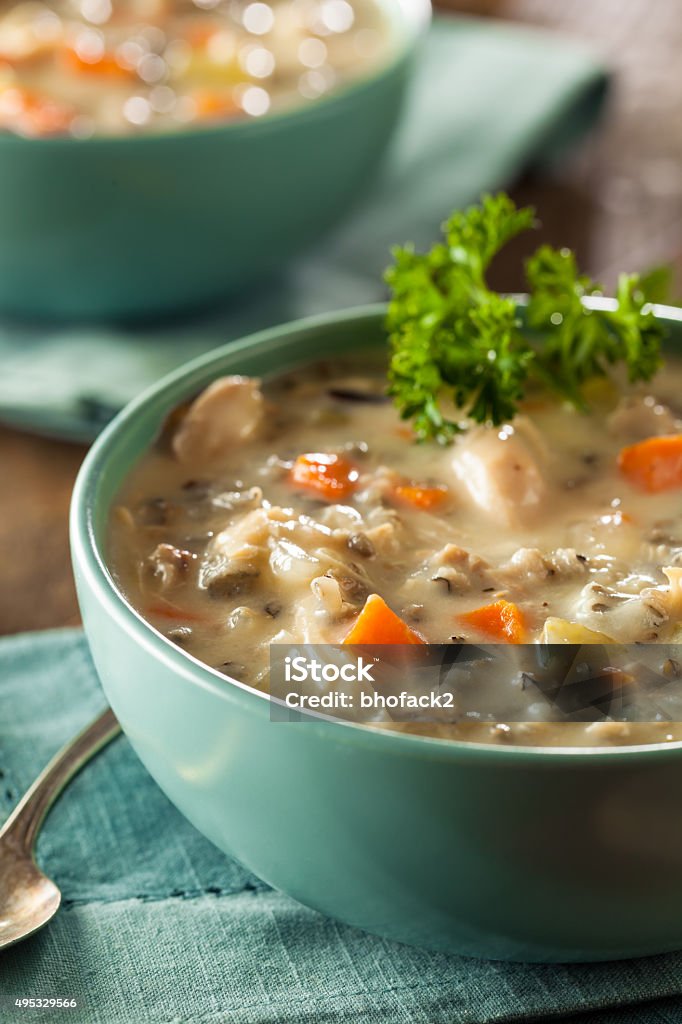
[0,707,120,950]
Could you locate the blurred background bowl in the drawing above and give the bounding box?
[0,0,429,322]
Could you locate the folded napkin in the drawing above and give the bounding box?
[2,629,682,1024]
[0,15,608,443]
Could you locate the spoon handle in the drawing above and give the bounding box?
[0,707,121,854]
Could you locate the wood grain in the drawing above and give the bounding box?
[1,0,680,634]
[447,0,682,291]
[0,428,86,632]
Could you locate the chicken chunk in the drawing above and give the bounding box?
[145,542,196,590]
[576,579,669,643]
[501,547,589,584]
[172,376,264,465]
[451,418,548,527]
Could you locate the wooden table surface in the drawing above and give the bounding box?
[1,0,681,635]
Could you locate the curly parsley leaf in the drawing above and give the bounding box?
[445,192,536,281]
[386,194,536,441]
[637,263,676,306]
[386,193,665,442]
[526,248,663,404]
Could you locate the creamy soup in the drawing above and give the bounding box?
[0,0,390,137]
[109,355,682,747]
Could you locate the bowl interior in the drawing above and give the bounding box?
[0,0,431,151]
[85,306,387,537]
[72,301,682,761]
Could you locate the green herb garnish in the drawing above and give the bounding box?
[386,193,664,442]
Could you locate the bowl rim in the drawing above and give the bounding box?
[0,0,431,149]
[71,298,682,764]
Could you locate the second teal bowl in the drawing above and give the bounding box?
[71,303,682,962]
[0,0,428,321]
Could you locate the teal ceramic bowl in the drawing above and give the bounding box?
[71,303,682,963]
[0,0,428,322]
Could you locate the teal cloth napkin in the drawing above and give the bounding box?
[3,628,682,1024]
[0,15,608,443]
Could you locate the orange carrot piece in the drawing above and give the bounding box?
[61,47,135,79]
[344,594,425,645]
[618,435,682,493]
[0,86,73,136]
[289,453,360,502]
[146,601,206,623]
[393,482,449,511]
[182,23,218,46]
[192,90,241,121]
[458,599,526,644]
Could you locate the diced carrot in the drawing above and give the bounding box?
[192,89,240,121]
[393,425,414,441]
[289,453,360,502]
[458,599,526,644]
[61,47,135,79]
[618,434,682,493]
[0,86,73,136]
[344,594,425,645]
[183,24,219,47]
[392,482,449,511]
[146,601,206,623]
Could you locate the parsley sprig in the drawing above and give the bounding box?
[386,194,664,442]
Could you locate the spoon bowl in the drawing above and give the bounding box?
[0,708,119,951]
[0,836,61,950]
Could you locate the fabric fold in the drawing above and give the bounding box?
[0,15,608,443]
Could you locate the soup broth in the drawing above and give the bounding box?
[109,353,682,747]
[0,0,391,136]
